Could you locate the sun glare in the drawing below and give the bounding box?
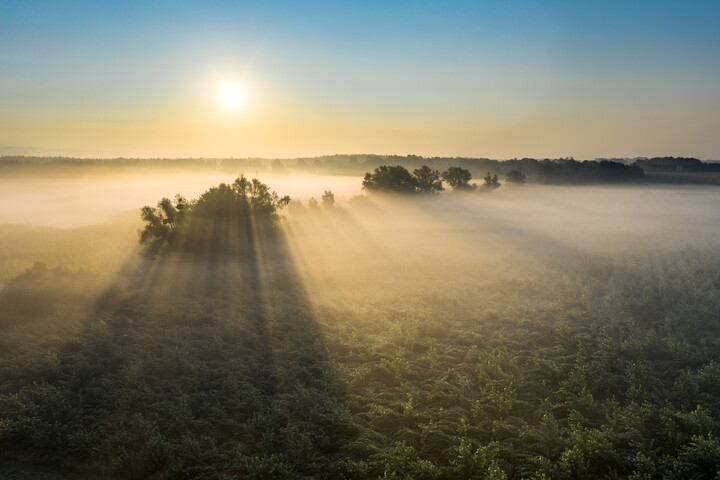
[220,82,243,107]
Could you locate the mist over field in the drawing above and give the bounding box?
[2,166,720,479]
[4,0,720,476]
[0,172,361,227]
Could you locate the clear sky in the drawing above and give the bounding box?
[1,1,719,159]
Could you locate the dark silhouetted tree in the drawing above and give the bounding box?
[362,165,419,193]
[442,167,476,191]
[139,175,289,254]
[321,190,335,208]
[139,194,188,253]
[483,172,501,190]
[505,170,526,184]
[413,165,444,194]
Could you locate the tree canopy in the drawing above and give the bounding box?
[413,165,444,194]
[483,172,501,190]
[505,169,526,184]
[442,167,475,191]
[362,165,419,193]
[139,175,290,254]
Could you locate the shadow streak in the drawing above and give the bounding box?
[0,222,355,478]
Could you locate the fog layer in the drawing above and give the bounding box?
[2,173,720,478]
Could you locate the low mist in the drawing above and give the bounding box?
[0,169,361,227]
[2,170,720,479]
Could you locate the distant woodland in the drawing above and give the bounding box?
[2,155,720,184]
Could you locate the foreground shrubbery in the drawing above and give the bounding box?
[1,183,719,479]
[1,240,719,479]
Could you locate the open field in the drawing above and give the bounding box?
[1,173,720,479]
[4,0,720,476]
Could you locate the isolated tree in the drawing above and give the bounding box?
[362,165,419,193]
[505,169,526,184]
[442,167,475,191]
[307,197,320,209]
[483,172,501,190]
[139,175,289,254]
[321,190,335,208]
[413,165,444,194]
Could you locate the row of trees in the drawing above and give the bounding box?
[138,165,525,253]
[138,167,526,252]
[362,165,525,194]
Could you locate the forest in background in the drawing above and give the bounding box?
[1,172,720,479]
[2,155,720,184]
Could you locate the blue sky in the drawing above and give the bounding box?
[1,1,719,158]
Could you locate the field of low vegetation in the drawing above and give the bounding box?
[1,170,719,479]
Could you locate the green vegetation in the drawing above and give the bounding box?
[1,178,720,479]
[537,159,644,184]
[505,170,527,184]
[414,166,444,194]
[139,175,290,254]
[482,172,501,190]
[362,165,420,194]
[442,167,476,191]
[362,165,483,194]
[1,154,658,184]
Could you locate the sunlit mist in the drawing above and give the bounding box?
[2,0,720,477]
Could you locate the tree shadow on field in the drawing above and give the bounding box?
[0,221,356,479]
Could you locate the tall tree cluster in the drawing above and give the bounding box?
[362,165,503,194]
[139,175,290,254]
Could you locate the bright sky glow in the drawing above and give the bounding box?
[1,1,719,159]
[220,83,243,107]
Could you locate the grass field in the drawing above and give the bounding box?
[1,178,719,479]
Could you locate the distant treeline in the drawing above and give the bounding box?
[536,158,644,184]
[633,157,720,173]
[3,154,719,183]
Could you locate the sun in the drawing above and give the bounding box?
[220,82,243,107]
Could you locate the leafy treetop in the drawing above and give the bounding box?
[442,167,476,191]
[413,165,444,194]
[139,175,290,254]
[483,172,501,190]
[362,165,419,193]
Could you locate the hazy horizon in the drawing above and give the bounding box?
[3,1,720,159]
[3,2,720,478]
[2,148,720,162]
